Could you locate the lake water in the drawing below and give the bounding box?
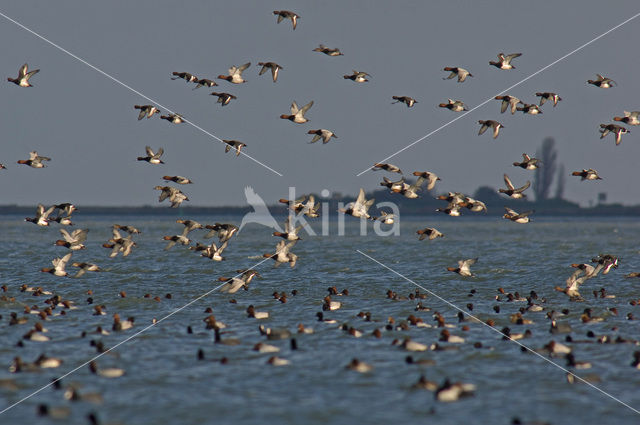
[0,214,639,425]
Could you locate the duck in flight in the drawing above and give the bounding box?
[218,63,251,84]
[273,10,300,30]
[280,100,313,123]
[8,63,39,87]
[489,53,522,70]
[258,62,283,83]
[443,67,472,82]
[137,146,164,164]
[499,174,530,199]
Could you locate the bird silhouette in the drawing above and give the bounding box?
[239,186,283,233]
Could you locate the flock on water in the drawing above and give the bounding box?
[2,6,640,424]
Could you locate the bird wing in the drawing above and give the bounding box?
[516,181,531,192]
[503,174,515,190]
[145,146,153,157]
[290,101,299,114]
[299,101,314,115]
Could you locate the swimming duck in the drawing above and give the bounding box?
[154,186,189,208]
[347,358,373,373]
[416,227,444,241]
[163,175,193,184]
[8,63,39,87]
[438,98,468,112]
[313,44,343,56]
[204,223,239,243]
[267,356,290,366]
[247,305,269,319]
[89,361,124,378]
[258,62,283,82]
[571,168,601,181]
[435,379,476,402]
[223,140,247,156]
[280,100,313,123]
[447,258,477,277]
[392,96,418,107]
[71,262,101,278]
[54,228,88,250]
[162,235,190,250]
[503,207,533,223]
[134,105,160,120]
[17,151,51,168]
[192,78,217,89]
[372,163,402,174]
[535,92,562,107]
[308,129,337,144]
[137,146,164,164]
[513,153,540,170]
[339,188,375,219]
[516,103,543,115]
[273,10,299,30]
[478,120,504,138]
[599,123,629,145]
[217,62,251,84]
[171,72,198,83]
[160,113,185,124]
[112,313,134,331]
[499,174,530,199]
[495,95,523,114]
[25,204,56,226]
[613,110,640,126]
[439,329,465,343]
[210,92,237,106]
[489,53,522,70]
[263,240,298,268]
[343,70,371,83]
[41,252,72,277]
[443,67,473,82]
[273,215,303,241]
[587,74,615,88]
[253,342,279,353]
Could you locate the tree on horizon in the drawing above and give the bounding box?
[533,137,557,201]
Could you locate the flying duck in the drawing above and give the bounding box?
[258,62,283,82]
[513,153,540,170]
[193,78,217,89]
[372,163,402,174]
[273,10,300,30]
[41,253,72,277]
[217,62,251,84]
[8,63,39,87]
[162,235,190,250]
[516,103,543,114]
[447,258,477,277]
[571,168,601,180]
[503,207,533,223]
[495,95,523,114]
[478,120,504,139]
[308,129,337,144]
[599,123,629,145]
[587,74,615,88]
[372,211,396,224]
[54,228,88,250]
[412,171,440,191]
[438,98,468,112]
[159,113,185,124]
[134,105,160,120]
[535,92,562,107]
[263,240,298,268]
[613,110,640,126]
[443,67,473,82]
[392,96,418,107]
[210,92,237,106]
[154,186,189,208]
[339,188,374,219]
[273,215,303,241]
[343,70,371,83]
[280,100,313,123]
[204,223,239,243]
[176,219,203,235]
[163,175,193,184]
[71,262,101,278]
[313,44,343,56]
[416,227,444,241]
[137,146,164,164]
[223,140,247,156]
[25,204,56,226]
[499,174,530,199]
[17,151,51,168]
[171,72,198,83]
[489,53,522,70]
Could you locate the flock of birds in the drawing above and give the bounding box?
[2,7,640,424]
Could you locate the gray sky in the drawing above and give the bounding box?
[2,1,640,207]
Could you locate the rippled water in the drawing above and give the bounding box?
[0,214,639,425]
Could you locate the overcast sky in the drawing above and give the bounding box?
[2,1,640,207]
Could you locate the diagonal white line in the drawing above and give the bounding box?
[355,11,640,177]
[0,10,283,177]
[0,256,272,415]
[356,249,640,415]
